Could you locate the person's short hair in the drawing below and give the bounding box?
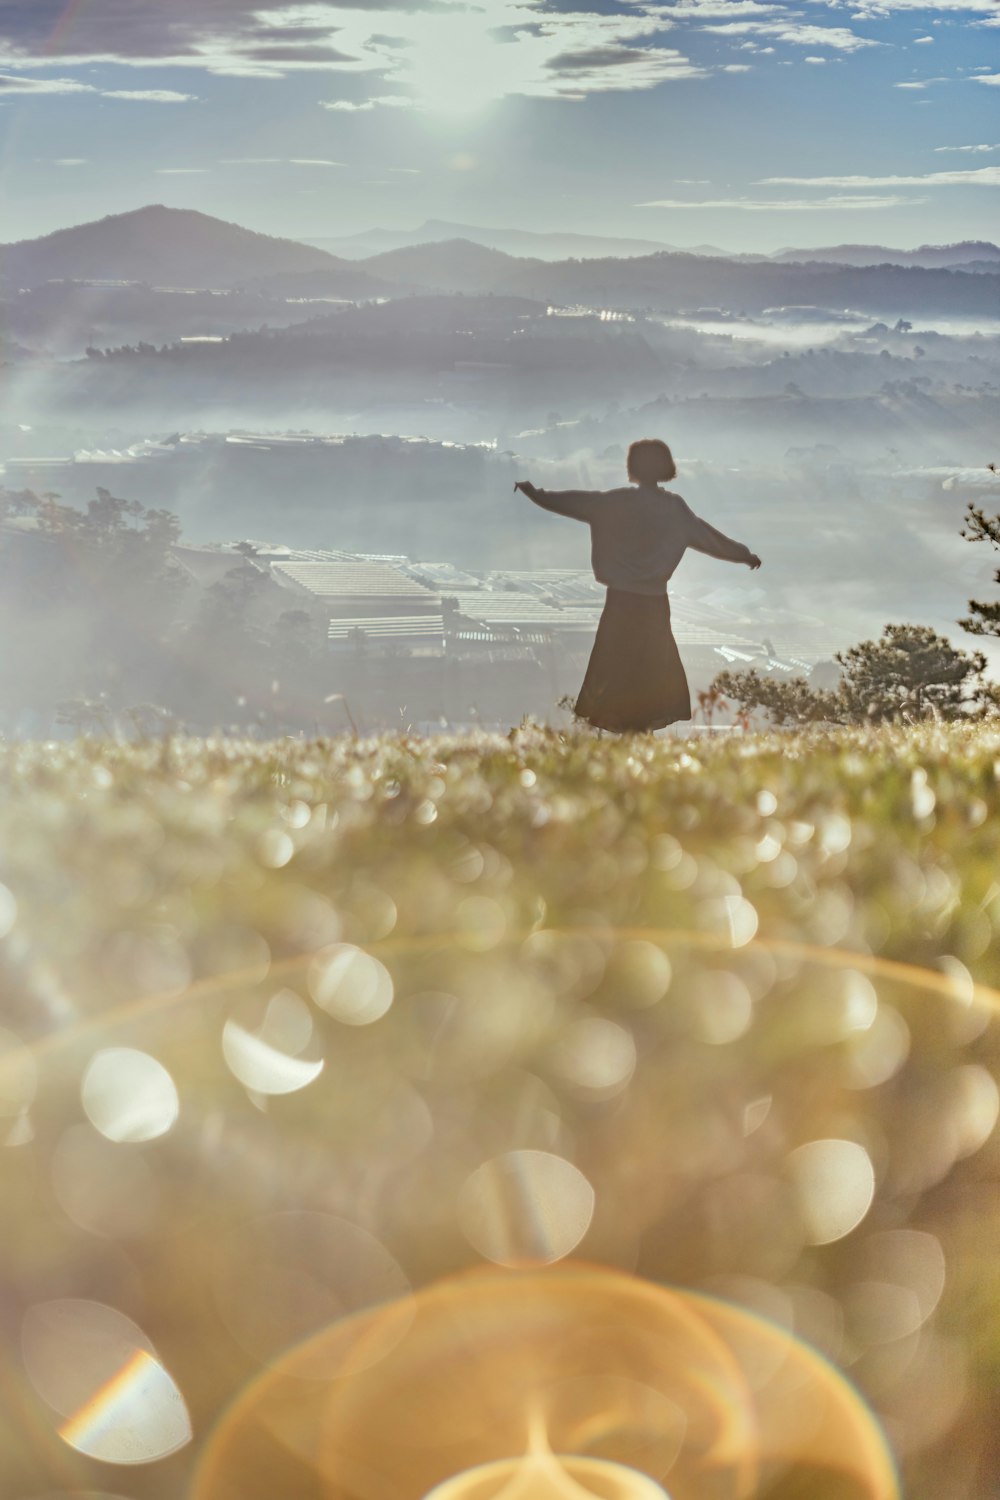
[627,438,676,485]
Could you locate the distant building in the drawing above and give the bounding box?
[327,614,445,652]
[271,559,442,621]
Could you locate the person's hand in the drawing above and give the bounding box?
[514,480,538,500]
[746,553,762,570]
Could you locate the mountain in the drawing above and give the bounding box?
[770,241,1000,269]
[0,205,349,291]
[352,237,1000,315]
[360,238,533,293]
[483,250,1000,317]
[306,219,734,262]
[4,207,997,320]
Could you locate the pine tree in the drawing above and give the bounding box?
[960,487,1000,638]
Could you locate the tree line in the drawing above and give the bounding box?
[1,477,998,735]
[0,487,329,735]
[704,476,1000,728]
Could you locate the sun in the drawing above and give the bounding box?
[403,9,527,116]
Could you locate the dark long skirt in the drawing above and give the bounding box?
[574,589,692,732]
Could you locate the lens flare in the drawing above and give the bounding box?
[193,1264,898,1500]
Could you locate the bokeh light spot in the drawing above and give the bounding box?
[458,1149,595,1266]
[81,1049,179,1143]
[606,941,672,1009]
[552,1017,636,1097]
[949,1064,999,1158]
[222,1020,324,1095]
[0,1025,37,1117]
[21,1300,191,1464]
[308,943,394,1025]
[787,1139,876,1245]
[0,881,17,937]
[689,970,753,1045]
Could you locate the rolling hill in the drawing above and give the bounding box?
[489,249,1000,317]
[348,240,1000,317]
[360,238,534,293]
[306,219,719,261]
[0,204,349,291]
[3,206,998,321]
[770,240,1000,269]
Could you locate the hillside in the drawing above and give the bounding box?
[772,240,1000,269]
[309,219,696,261]
[312,222,1000,270]
[4,208,997,318]
[361,237,534,293]
[0,724,998,1500]
[491,250,1000,317]
[349,240,1000,315]
[0,204,347,291]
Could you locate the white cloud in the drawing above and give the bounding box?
[721,63,752,70]
[660,0,781,13]
[834,0,998,13]
[0,74,195,100]
[700,20,878,50]
[156,167,208,174]
[760,166,1000,185]
[101,89,197,102]
[0,73,94,93]
[974,73,1000,86]
[0,3,714,106]
[894,74,949,88]
[321,94,414,110]
[51,157,87,166]
[220,155,345,165]
[913,35,934,43]
[638,192,924,209]
[934,142,1000,153]
[804,54,826,62]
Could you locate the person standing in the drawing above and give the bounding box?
[514,438,761,732]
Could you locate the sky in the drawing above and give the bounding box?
[0,0,997,253]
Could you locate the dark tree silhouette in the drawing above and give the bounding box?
[713,623,996,726]
[960,489,1000,639]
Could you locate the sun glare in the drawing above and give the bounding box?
[405,12,519,116]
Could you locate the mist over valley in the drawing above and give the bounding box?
[2,206,998,727]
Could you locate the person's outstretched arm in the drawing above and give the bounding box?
[514,480,604,523]
[683,500,761,569]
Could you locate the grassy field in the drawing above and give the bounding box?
[1,723,999,1499]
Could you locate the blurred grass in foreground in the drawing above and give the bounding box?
[0,724,999,1500]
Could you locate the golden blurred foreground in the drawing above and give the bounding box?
[0,724,997,1498]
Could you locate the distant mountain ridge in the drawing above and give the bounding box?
[771,241,1000,269]
[305,219,733,262]
[310,220,1000,271]
[0,204,349,291]
[2,208,997,321]
[352,239,1000,316]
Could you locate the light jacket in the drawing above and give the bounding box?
[527,481,753,596]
